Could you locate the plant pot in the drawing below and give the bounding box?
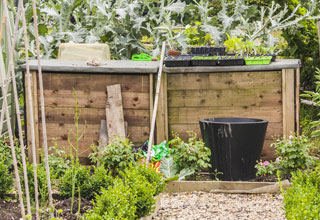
[245,56,272,65]
[191,47,226,56]
[168,50,180,56]
[165,55,191,67]
[199,117,268,181]
[218,56,245,66]
[191,56,219,66]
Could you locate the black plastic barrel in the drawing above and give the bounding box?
[199,118,268,181]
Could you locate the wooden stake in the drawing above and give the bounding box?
[146,42,166,165]
[0,13,5,43]
[317,21,320,57]
[31,0,53,212]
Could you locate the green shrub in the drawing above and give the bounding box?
[58,165,92,200]
[47,143,70,179]
[84,178,137,220]
[58,165,114,200]
[135,164,166,196]
[120,165,156,218]
[0,161,13,197]
[89,137,143,173]
[255,134,315,178]
[283,167,320,219]
[0,137,22,169]
[169,132,211,174]
[90,165,114,200]
[20,163,48,204]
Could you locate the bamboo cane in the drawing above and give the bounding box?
[2,0,32,216]
[146,42,166,166]
[0,36,25,220]
[0,13,5,43]
[31,0,53,211]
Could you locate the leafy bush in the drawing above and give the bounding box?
[58,165,92,200]
[134,164,166,196]
[169,132,211,174]
[90,137,143,173]
[47,143,70,179]
[120,165,156,218]
[0,137,22,169]
[84,178,137,220]
[20,163,48,204]
[255,134,315,178]
[283,167,320,219]
[58,165,114,200]
[0,161,13,197]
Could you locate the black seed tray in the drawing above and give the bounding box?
[219,57,245,66]
[191,47,226,56]
[191,59,218,66]
[165,55,191,67]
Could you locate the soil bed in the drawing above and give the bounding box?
[0,197,92,220]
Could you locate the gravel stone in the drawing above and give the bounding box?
[154,192,286,220]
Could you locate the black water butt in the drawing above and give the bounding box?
[199,118,268,181]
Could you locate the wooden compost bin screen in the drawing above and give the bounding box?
[167,71,283,160]
[33,72,151,162]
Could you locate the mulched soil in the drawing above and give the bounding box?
[154,192,286,220]
[0,197,92,220]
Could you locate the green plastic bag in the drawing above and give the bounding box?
[143,141,169,161]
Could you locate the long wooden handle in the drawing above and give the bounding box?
[146,42,166,165]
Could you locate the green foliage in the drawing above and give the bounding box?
[255,134,315,178]
[120,165,156,219]
[185,22,215,46]
[46,142,70,179]
[89,137,143,173]
[58,165,92,200]
[159,156,195,181]
[169,132,211,174]
[20,163,48,204]
[0,161,13,197]
[84,178,137,220]
[135,164,166,196]
[58,165,114,200]
[283,167,320,219]
[301,69,320,138]
[0,137,22,169]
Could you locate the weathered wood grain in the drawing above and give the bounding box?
[106,84,126,139]
[282,69,295,136]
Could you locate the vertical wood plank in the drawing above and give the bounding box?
[106,84,126,141]
[26,71,39,163]
[295,68,300,135]
[149,73,154,144]
[156,72,168,143]
[282,69,295,137]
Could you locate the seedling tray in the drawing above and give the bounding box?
[191,56,219,66]
[165,55,191,67]
[219,56,245,66]
[191,47,226,56]
[245,56,272,65]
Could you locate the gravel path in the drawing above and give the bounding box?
[154,192,286,220]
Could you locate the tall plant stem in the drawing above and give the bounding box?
[3,0,32,215]
[31,0,53,212]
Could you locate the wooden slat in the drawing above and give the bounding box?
[167,71,281,91]
[106,84,126,139]
[295,68,300,134]
[98,120,108,159]
[168,88,281,108]
[39,123,149,157]
[156,72,168,143]
[168,106,282,124]
[42,90,149,110]
[43,107,149,126]
[42,73,149,92]
[169,122,282,140]
[282,69,295,136]
[149,73,154,144]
